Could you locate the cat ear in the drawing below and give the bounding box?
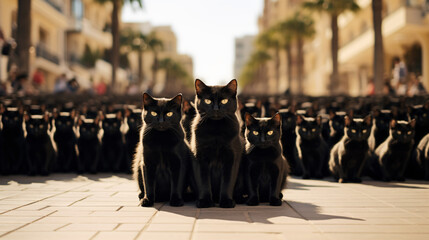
[125,108,131,118]
[0,104,4,114]
[44,112,50,123]
[116,111,123,121]
[256,100,262,109]
[171,94,182,107]
[424,101,429,110]
[24,112,30,122]
[410,119,416,128]
[364,115,372,126]
[245,113,256,126]
[225,79,237,95]
[296,115,304,125]
[183,100,192,114]
[238,100,244,111]
[78,116,83,126]
[143,93,156,108]
[53,109,59,119]
[71,109,76,119]
[195,79,207,96]
[390,119,397,128]
[316,115,322,126]
[271,112,281,127]
[344,116,351,127]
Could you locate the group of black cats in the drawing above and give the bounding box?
[1,79,429,208]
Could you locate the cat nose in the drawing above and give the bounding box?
[159,116,164,123]
[261,135,266,142]
[213,103,219,110]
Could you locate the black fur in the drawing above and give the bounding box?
[100,112,126,172]
[77,116,102,173]
[368,109,392,151]
[53,111,78,172]
[415,133,429,180]
[1,107,26,174]
[279,109,301,175]
[124,108,142,173]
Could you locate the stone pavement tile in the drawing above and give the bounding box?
[135,232,191,240]
[248,213,307,224]
[194,223,317,233]
[1,209,54,217]
[58,223,118,231]
[309,217,412,225]
[324,233,429,240]
[145,223,194,232]
[0,216,40,223]
[402,217,429,224]
[315,224,429,233]
[93,231,138,240]
[115,223,144,231]
[36,216,151,224]
[150,211,196,224]
[90,210,155,217]
[14,203,51,211]
[50,210,93,216]
[0,223,25,232]
[197,211,248,224]
[17,223,68,232]
[44,206,119,212]
[0,231,96,240]
[192,232,285,240]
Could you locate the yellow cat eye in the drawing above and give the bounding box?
[204,99,212,104]
[150,111,157,116]
[362,129,367,133]
[302,128,307,132]
[397,131,402,135]
[351,129,356,133]
[221,99,228,104]
[312,128,316,132]
[166,112,173,117]
[253,131,259,136]
[267,130,273,136]
[407,131,412,135]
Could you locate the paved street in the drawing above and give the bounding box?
[0,174,428,240]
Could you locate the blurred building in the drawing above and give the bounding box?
[234,35,255,78]
[122,22,194,95]
[0,0,132,92]
[254,0,429,96]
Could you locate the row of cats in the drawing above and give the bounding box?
[1,79,429,208]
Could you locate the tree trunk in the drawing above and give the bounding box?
[286,44,293,94]
[372,0,384,95]
[152,52,158,84]
[111,0,120,92]
[138,50,144,86]
[275,46,280,93]
[330,13,339,95]
[17,0,32,75]
[297,37,304,95]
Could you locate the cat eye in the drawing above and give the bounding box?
[267,130,273,136]
[221,99,228,104]
[362,129,367,133]
[30,124,34,128]
[130,118,135,122]
[166,112,173,117]
[302,128,307,132]
[351,129,356,133]
[312,128,316,132]
[253,131,259,135]
[397,131,402,135]
[39,125,43,129]
[407,131,412,135]
[204,99,212,104]
[151,111,157,116]
[67,121,71,125]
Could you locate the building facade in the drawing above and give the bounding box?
[234,35,255,79]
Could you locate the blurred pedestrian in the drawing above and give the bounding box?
[67,77,80,93]
[32,68,44,91]
[391,57,407,95]
[54,73,68,93]
[366,78,375,96]
[407,73,426,96]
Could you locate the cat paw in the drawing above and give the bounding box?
[140,198,154,207]
[196,198,214,208]
[269,197,283,206]
[246,196,259,206]
[338,178,346,183]
[219,198,236,208]
[138,192,145,200]
[169,196,184,207]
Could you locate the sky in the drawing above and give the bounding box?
[122,0,263,85]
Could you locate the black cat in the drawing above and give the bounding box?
[368,109,392,151]
[24,113,57,176]
[124,107,142,173]
[295,115,329,179]
[181,99,196,143]
[77,116,102,173]
[100,112,126,172]
[408,101,429,146]
[369,119,416,181]
[415,133,429,180]
[329,115,372,183]
[279,108,301,175]
[53,111,78,172]
[1,107,26,174]
[191,79,244,208]
[133,93,191,207]
[244,113,288,206]
[327,111,346,148]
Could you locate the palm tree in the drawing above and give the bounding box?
[257,29,281,90]
[277,13,315,95]
[120,29,148,86]
[158,57,190,94]
[16,0,32,75]
[146,32,164,85]
[95,0,143,91]
[240,50,271,91]
[303,0,360,94]
[372,0,384,95]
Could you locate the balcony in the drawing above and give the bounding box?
[44,0,63,13]
[36,44,60,65]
